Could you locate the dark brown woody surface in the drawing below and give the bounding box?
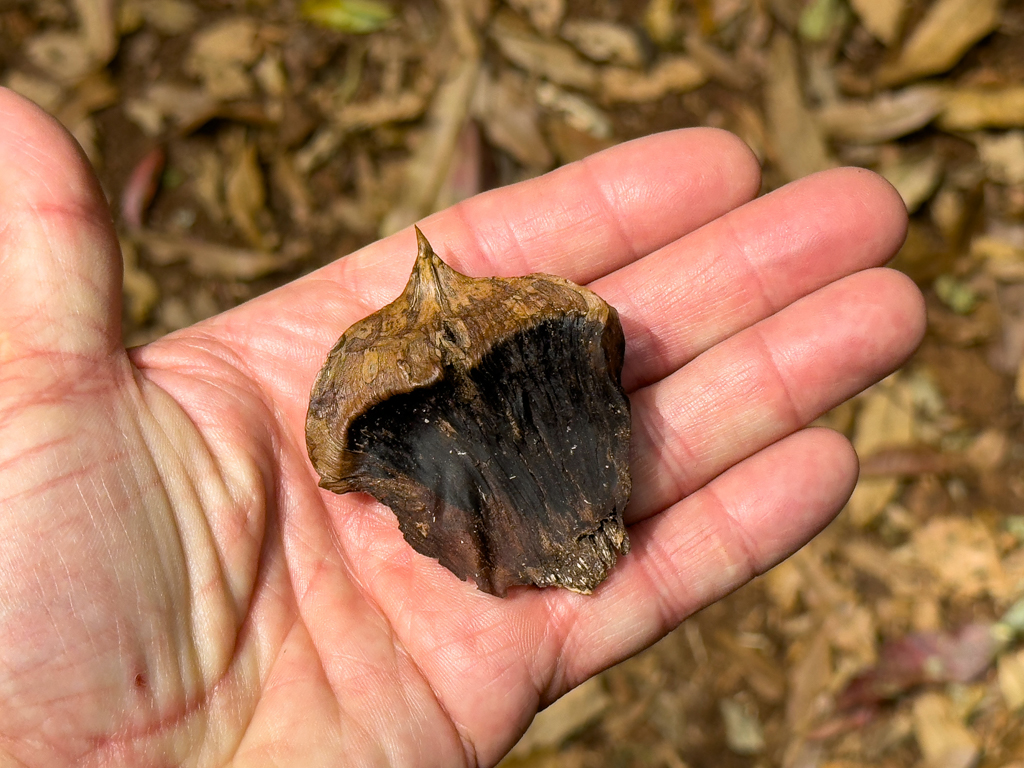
[306,228,631,596]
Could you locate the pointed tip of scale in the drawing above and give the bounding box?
[408,225,455,307]
[414,225,433,259]
[411,225,440,283]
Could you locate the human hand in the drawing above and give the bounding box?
[0,87,923,766]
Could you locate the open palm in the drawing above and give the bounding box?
[0,88,924,767]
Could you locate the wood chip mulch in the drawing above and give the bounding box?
[4,0,1024,765]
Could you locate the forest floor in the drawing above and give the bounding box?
[3,0,1024,765]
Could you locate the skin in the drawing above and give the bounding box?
[0,87,925,767]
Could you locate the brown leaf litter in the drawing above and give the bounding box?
[4,0,1024,764]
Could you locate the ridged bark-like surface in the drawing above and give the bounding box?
[306,229,631,596]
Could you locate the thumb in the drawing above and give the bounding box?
[0,87,122,366]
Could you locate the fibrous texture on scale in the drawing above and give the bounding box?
[306,228,631,596]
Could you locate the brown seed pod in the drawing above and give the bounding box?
[306,228,631,596]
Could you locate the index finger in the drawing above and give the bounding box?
[207,129,761,395]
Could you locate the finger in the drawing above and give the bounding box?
[427,128,761,282]
[0,88,122,364]
[593,167,908,391]
[627,267,925,522]
[195,129,760,439]
[549,426,858,695]
[206,128,760,351]
[331,128,759,304]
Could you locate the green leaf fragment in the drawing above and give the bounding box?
[301,0,393,33]
[934,274,978,315]
[798,0,848,42]
[999,596,1024,636]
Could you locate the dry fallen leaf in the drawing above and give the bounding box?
[643,0,677,46]
[120,238,160,326]
[720,698,765,755]
[506,0,565,37]
[3,70,65,113]
[433,120,483,211]
[74,0,118,66]
[380,39,481,235]
[848,0,906,45]
[765,559,804,614]
[716,631,787,703]
[55,70,118,130]
[878,0,1002,86]
[123,82,217,136]
[816,87,944,144]
[786,629,832,732]
[187,147,226,224]
[879,150,944,214]
[71,116,101,165]
[335,91,428,131]
[764,33,832,182]
[998,648,1024,711]
[975,131,1024,186]
[846,376,916,526]
[560,18,645,67]
[491,14,598,91]
[911,692,980,768]
[225,142,268,249]
[545,119,614,164]
[601,56,706,103]
[858,446,964,477]
[25,32,95,84]
[535,81,612,138]
[940,86,1024,131]
[972,232,1024,282]
[254,52,288,99]
[795,545,862,611]
[184,16,261,100]
[187,16,260,66]
[964,429,1009,471]
[684,31,756,90]
[824,602,879,680]
[156,287,219,333]
[271,155,313,227]
[19,0,116,83]
[842,539,925,602]
[471,68,553,168]
[912,517,1008,601]
[135,0,199,35]
[134,230,308,279]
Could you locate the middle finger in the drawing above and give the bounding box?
[626,266,924,523]
[591,167,908,392]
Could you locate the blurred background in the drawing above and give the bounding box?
[2,0,1024,765]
